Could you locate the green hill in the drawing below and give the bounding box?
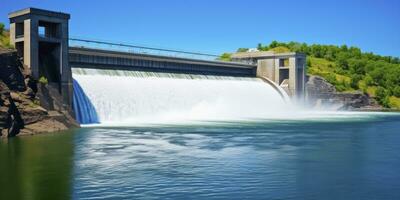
[223,41,400,109]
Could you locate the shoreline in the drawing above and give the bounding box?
[2,109,399,139]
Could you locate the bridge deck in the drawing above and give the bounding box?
[69,47,257,77]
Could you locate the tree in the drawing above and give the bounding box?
[393,86,400,97]
[348,59,366,75]
[219,53,232,61]
[306,58,311,67]
[269,41,279,49]
[369,67,386,86]
[236,48,249,53]
[376,87,390,107]
[257,43,263,50]
[350,74,362,89]
[0,23,4,34]
[364,75,374,86]
[336,52,349,70]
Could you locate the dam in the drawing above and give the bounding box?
[8,8,306,124]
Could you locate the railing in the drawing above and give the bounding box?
[68,38,222,61]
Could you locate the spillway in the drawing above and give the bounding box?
[72,68,290,125]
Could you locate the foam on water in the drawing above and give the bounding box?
[72,68,396,126]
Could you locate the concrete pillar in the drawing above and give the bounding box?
[274,58,280,85]
[9,23,15,47]
[23,18,39,78]
[256,59,275,81]
[288,57,296,96]
[60,21,73,106]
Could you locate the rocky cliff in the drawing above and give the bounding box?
[305,75,383,110]
[0,48,78,138]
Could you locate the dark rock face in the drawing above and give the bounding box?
[0,49,26,91]
[0,81,24,137]
[1,48,78,138]
[305,75,380,110]
[305,76,336,97]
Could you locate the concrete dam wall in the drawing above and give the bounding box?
[69,47,257,77]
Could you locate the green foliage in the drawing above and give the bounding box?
[364,75,374,86]
[0,23,12,49]
[39,76,48,85]
[325,73,337,84]
[306,57,311,67]
[350,74,363,89]
[388,96,400,109]
[269,46,290,53]
[0,23,4,34]
[236,48,249,53]
[376,87,390,107]
[393,86,400,97]
[219,53,232,61]
[28,99,41,108]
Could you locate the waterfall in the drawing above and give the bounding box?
[72,68,290,125]
[72,79,99,124]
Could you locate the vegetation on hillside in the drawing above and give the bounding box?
[0,23,12,49]
[223,41,400,109]
[219,53,232,61]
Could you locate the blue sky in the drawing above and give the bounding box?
[1,0,399,56]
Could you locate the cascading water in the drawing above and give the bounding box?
[72,79,99,124]
[72,68,292,125]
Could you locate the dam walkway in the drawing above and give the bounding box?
[68,38,257,77]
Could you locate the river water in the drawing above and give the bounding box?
[1,113,400,200]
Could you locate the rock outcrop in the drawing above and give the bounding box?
[0,48,78,138]
[0,81,24,137]
[305,75,382,110]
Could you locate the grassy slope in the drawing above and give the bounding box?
[307,57,353,91]
[307,56,400,109]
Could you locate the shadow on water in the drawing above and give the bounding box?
[0,130,75,200]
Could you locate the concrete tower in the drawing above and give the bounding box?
[8,8,72,107]
[231,51,306,99]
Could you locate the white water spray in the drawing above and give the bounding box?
[72,68,396,126]
[72,68,298,125]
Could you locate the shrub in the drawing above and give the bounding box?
[375,87,390,107]
[39,76,48,85]
[306,58,311,67]
[393,86,400,97]
[236,48,249,53]
[0,23,4,34]
[325,74,337,85]
[364,75,374,86]
[219,53,232,61]
[350,74,362,89]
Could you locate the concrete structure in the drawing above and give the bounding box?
[69,47,256,77]
[7,7,306,114]
[8,8,72,107]
[231,51,306,98]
